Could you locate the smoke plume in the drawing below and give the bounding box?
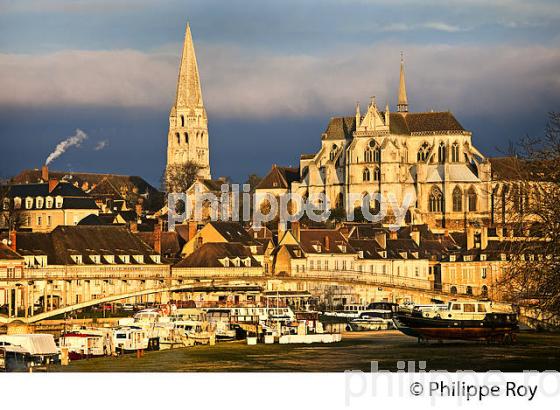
[45,129,88,165]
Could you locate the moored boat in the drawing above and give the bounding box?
[393,300,519,343]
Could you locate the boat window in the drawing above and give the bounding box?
[477,304,487,312]
[116,334,126,339]
[451,304,461,311]
[463,304,475,312]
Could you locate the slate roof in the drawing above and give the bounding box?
[255,165,300,190]
[174,242,260,268]
[16,225,158,265]
[208,221,261,246]
[298,229,355,254]
[348,239,384,259]
[322,112,466,140]
[136,231,182,258]
[3,182,99,210]
[11,169,163,211]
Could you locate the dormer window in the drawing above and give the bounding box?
[243,257,251,267]
[449,255,456,262]
[119,255,130,264]
[25,197,33,209]
[358,250,364,259]
[464,255,473,262]
[400,251,407,259]
[13,197,21,209]
[55,196,63,208]
[379,251,387,258]
[104,255,115,264]
[36,197,44,209]
[45,196,54,208]
[220,258,230,267]
[500,253,507,261]
[294,249,301,257]
[411,251,419,258]
[90,254,101,264]
[480,254,487,261]
[151,255,161,264]
[2,198,9,210]
[71,255,83,265]
[313,244,322,253]
[339,245,347,253]
[133,255,144,264]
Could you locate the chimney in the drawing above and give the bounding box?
[410,230,420,246]
[48,178,58,193]
[290,221,301,242]
[41,165,49,182]
[9,229,16,252]
[466,226,475,250]
[129,220,138,233]
[389,230,398,240]
[188,220,198,241]
[481,226,488,250]
[324,235,330,252]
[153,220,162,255]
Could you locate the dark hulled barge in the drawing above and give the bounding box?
[393,301,518,344]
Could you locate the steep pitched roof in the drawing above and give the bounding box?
[16,226,158,265]
[298,229,355,255]
[208,221,259,245]
[323,112,465,139]
[174,242,260,268]
[255,165,300,190]
[136,231,182,257]
[3,182,99,210]
[0,243,23,260]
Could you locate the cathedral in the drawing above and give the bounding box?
[275,56,494,230]
[166,23,211,180]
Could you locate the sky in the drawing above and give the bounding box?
[1,0,559,187]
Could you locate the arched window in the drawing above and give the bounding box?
[451,142,459,162]
[362,168,370,182]
[450,286,457,295]
[373,166,380,181]
[364,147,373,162]
[466,286,473,296]
[180,115,185,127]
[373,146,381,163]
[417,142,430,162]
[481,285,488,298]
[184,132,189,144]
[429,186,444,213]
[438,142,446,163]
[452,186,462,212]
[176,133,180,144]
[468,187,477,211]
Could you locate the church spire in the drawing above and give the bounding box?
[174,22,204,109]
[397,52,408,113]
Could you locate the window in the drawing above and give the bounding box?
[463,303,475,312]
[55,196,63,208]
[451,142,459,162]
[35,197,44,208]
[373,166,380,181]
[362,168,370,182]
[417,142,430,162]
[468,187,477,211]
[37,216,42,226]
[481,267,487,279]
[429,186,444,212]
[180,115,185,127]
[25,197,33,209]
[45,196,53,208]
[452,186,462,212]
[438,142,446,163]
[3,198,10,210]
[184,132,189,144]
[329,144,337,161]
[47,216,52,226]
[364,148,373,162]
[477,304,487,312]
[14,197,21,209]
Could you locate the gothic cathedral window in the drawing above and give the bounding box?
[438,142,446,163]
[429,186,444,212]
[452,186,462,212]
[181,115,185,127]
[363,168,370,182]
[176,133,180,144]
[184,132,189,144]
[451,142,460,162]
[417,142,430,162]
[373,166,380,182]
[468,186,477,211]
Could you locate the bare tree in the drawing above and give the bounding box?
[162,161,202,194]
[496,113,560,321]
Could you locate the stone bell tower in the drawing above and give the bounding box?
[166,22,211,179]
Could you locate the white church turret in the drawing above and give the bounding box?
[166,22,211,179]
[355,102,361,128]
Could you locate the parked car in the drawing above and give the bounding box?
[122,304,134,311]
